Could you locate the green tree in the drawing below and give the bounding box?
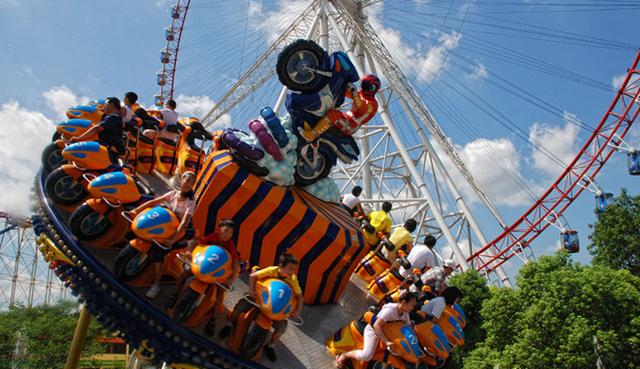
[464,254,640,369]
[444,270,491,369]
[0,300,108,369]
[589,189,640,276]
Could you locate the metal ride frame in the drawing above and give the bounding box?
[159,0,640,283]
[0,211,67,308]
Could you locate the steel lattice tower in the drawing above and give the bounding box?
[199,0,516,285]
[0,211,67,309]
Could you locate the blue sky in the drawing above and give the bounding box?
[1,0,639,278]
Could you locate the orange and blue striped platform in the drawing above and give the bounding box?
[193,150,366,305]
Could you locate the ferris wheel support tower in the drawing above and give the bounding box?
[201,0,514,285]
[0,211,66,309]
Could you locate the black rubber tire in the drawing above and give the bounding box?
[41,142,65,173]
[231,153,270,177]
[368,361,388,369]
[241,324,269,360]
[44,167,87,206]
[113,244,149,281]
[69,204,112,241]
[276,39,329,93]
[51,131,61,141]
[172,285,201,323]
[294,145,333,186]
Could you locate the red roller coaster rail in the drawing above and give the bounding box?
[468,50,640,273]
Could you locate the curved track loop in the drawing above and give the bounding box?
[33,171,265,369]
[469,51,640,273]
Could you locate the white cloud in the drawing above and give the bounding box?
[467,63,488,80]
[528,112,581,177]
[0,101,53,215]
[248,0,309,43]
[457,137,537,206]
[428,135,537,207]
[174,94,231,128]
[0,0,18,7]
[612,73,626,89]
[367,4,461,83]
[42,86,89,119]
[439,239,471,263]
[154,0,171,10]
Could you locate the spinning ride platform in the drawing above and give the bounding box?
[33,153,373,369]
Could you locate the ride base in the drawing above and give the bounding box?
[33,162,373,369]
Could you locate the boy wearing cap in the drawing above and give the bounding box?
[415,259,457,296]
[168,219,240,335]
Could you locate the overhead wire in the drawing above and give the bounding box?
[169,0,639,213]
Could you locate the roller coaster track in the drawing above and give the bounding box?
[468,50,640,273]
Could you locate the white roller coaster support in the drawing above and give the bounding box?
[332,1,506,229]
[273,7,323,115]
[319,0,330,50]
[362,51,470,270]
[328,1,512,281]
[327,12,373,197]
[396,97,512,285]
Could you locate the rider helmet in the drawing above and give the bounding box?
[361,74,381,97]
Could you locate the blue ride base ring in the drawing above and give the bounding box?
[32,171,265,369]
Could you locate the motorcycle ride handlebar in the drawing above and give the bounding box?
[399,255,412,270]
[242,295,304,326]
[382,238,395,251]
[121,210,134,223]
[214,282,234,292]
[120,210,172,250]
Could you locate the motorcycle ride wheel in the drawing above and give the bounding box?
[294,145,333,186]
[240,324,270,360]
[44,167,87,206]
[340,359,356,369]
[367,361,389,369]
[113,244,149,281]
[276,39,329,93]
[172,286,200,323]
[69,204,111,241]
[41,142,65,173]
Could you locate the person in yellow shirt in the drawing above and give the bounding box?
[219,253,303,362]
[382,218,417,263]
[363,201,393,245]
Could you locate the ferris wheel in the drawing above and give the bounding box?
[154,0,640,284]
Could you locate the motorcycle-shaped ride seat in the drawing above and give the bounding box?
[276,39,362,186]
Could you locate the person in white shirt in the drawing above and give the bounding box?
[411,259,456,297]
[399,234,438,278]
[420,286,462,320]
[121,104,133,123]
[155,99,183,142]
[336,291,418,366]
[341,185,365,216]
[161,99,180,125]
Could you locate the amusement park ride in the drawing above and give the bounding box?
[2,0,640,368]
